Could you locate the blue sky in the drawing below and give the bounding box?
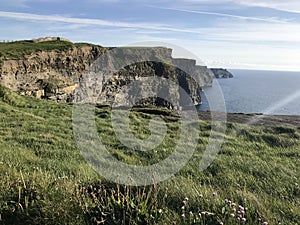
[1,0,300,71]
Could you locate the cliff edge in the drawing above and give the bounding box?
[210,68,233,78]
[0,38,214,108]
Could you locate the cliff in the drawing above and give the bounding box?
[0,39,214,108]
[0,40,106,101]
[210,68,233,78]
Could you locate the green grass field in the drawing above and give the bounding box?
[0,85,299,225]
[0,40,100,62]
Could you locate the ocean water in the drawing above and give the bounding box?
[198,69,300,115]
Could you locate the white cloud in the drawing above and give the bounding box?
[231,0,300,13]
[1,10,300,44]
[0,11,170,30]
[151,6,290,23]
[182,0,300,13]
[196,21,300,43]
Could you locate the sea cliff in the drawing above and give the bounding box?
[0,38,214,108]
[210,68,233,78]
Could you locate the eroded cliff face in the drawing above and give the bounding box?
[0,42,213,108]
[0,45,106,101]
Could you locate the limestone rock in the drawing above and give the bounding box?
[0,40,214,108]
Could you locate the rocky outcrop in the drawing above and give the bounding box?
[0,40,214,108]
[32,37,71,43]
[0,44,106,101]
[210,68,233,78]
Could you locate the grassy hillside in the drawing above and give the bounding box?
[0,40,99,62]
[0,85,299,225]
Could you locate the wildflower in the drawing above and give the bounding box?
[181,213,185,218]
[232,207,236,212]
[262,222,268,225]
[231,203,236,207]
[181,206,185,210]
[199,194,203,198]
[242,218,246,222]
[225,199,229,203]
[230,213,235,217]
[201,211,206,216]
[220,222,224,225]
[183,197,189,205]
[189,211,193,215]
[212,192,216,196]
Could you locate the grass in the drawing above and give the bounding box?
[0,40,102,62]
[0,85,299,224]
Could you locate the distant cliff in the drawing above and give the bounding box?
[0,38,214,108]
[210,68,233,78]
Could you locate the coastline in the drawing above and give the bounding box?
[197,110,300,127]
[200,69,300,116]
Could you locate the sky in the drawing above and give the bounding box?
[1,0,300,71]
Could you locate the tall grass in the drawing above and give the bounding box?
[0,86,299,224]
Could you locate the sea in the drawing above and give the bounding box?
[198,69,300,115]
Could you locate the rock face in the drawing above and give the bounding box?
[0,40,214,108]
[210,68,233,78]
[0,44,106,102]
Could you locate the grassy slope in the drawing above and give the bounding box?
[0,85,299,225]
[0,40,100,62]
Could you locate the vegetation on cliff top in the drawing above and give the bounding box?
[0,40,102,62]
[0,85,299,224]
